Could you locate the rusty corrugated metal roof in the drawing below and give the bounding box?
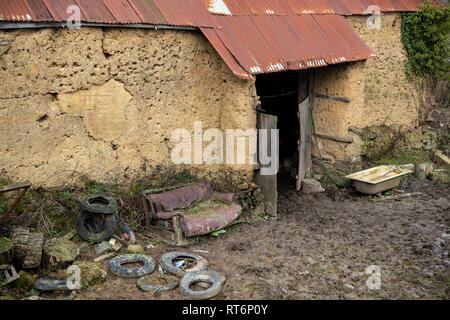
[26,0,53,21]
[75,0,116,23]
[1,0,443,80]
[203,14,376,78]
[103,0,141,24]
[42,0,86,21]
[129,0,167,24]
[0,0,35,21]
[201,27,253,79]
[154,0,218,27]
[213,0,440,16]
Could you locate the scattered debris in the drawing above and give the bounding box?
[109,254,156,278]
[43,238,79,271]
[73,261,107,288]
[112,234,129,248]
[0,265,19,287]
[23,291,76,301]
[343,284,355,290]
[158,265,166,274]
[34,279,69,291]
[371,192,424,202]
[125,244,145,255]
[93,252,116,262]
[63,229,77,240]
[434,150,450,168]
[146,244,155,249]
[159,252,208,276]
[137,274,179,293]
[301,178,325,194]
[180,270,225,300]
[12,227,44,269]
[95,241,114,255]
[193,249,209,254]
[415,163,434,179]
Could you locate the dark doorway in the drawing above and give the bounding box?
[256,71,301,182]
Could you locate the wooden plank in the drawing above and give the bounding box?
[256,113,278,217]
[316,133,353,144]
[0,182,31,193]
[297,96,312,190]
[314,92,351,103]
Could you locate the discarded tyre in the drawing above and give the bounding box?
[137,274,179,293]
[79,194,118,215]
[109,254,156,278]
[34,279,70,291]
[23,291,76,301]
[76,212,116,243]
[160,252,209,276]
[180,270,225,300]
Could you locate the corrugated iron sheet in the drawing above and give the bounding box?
[154,0,218,27]
[200,27,253,79]
[26,0,53,21]
[217,0,439,16]
[213,16,263,74]
[75,0,116,23]
[103,0,141,24]
[0,0,35,22]
[128,0,167,24]
[0,0,217,26]
[206,14,376,76]
[42,0,86,21]
[1,0,442,80]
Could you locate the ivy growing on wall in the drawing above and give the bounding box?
[401,0,450,80]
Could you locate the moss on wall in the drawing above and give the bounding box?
[312,13,420,162]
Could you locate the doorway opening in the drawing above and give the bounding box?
[256,70,303,184]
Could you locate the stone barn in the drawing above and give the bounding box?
[0,0,439,214]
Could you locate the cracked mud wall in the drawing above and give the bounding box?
[0,27,258,187]
[312,13,419,162]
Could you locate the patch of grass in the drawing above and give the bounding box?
[56,191,73,199]
[85,181,109,195]
[373,150,431,166]
[258,212,270,221]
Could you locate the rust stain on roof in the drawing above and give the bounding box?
[1,0,443,78]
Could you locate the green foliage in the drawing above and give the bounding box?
[85,181,109,194]
[401,1,450,80]
[211,229,226,237]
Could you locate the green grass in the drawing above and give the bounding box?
[373,150,431,166]
[85,181,110,195]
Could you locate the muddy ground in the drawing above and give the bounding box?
[1,176,448,300]
[63,177,448,300]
